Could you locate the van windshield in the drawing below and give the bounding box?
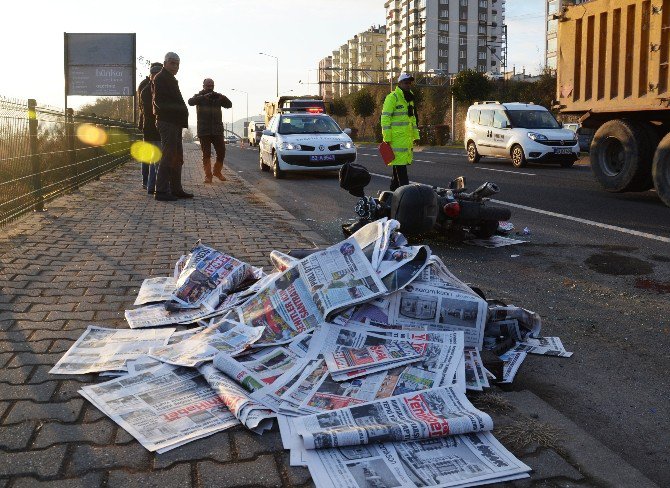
[507,110,561,129]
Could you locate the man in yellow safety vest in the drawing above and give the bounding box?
[381,73,420,191]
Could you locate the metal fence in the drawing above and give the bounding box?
[0,96,140,227]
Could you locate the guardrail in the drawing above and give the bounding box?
[0,96,140,227]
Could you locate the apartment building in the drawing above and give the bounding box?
[545,0,584,72]
[318,56,333,101]
[352,26,387,91]
[331,50,341,99]
[319,26,387,98]
[384,0,505,76]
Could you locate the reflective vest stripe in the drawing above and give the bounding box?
[390,121,409,127]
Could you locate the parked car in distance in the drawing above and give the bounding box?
[465,101,580,168]
[259,113,356,179]
[247,121,266,146]
[224,135,239,144]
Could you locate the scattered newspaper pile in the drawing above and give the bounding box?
[50,219,575,486]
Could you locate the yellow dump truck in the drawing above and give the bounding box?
[556,0,670,206]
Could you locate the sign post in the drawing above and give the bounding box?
[64,33,137,122]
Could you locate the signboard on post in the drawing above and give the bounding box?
[64,33,136,97]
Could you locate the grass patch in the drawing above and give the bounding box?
[496,418,564,455]
[470,392,514,414]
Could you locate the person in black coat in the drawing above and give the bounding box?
[138,62,162,194]
[136,75,151,189]
[152,51,192,201]
[188,79,232,183]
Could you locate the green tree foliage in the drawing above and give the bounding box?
[489,71,557,110]
[351,90,375,119]
[451,70,491,104]
[330,98,349,117]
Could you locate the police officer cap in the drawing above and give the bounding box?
[398,73,414,82]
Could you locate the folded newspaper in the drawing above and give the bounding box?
[50,326,174,374]
[168,242,262,311]
[237,238,387,347]
[48,221,573,486]
[294,386,493,449]
[148,320,264,367]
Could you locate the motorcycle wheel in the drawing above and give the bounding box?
[472,220,499,239]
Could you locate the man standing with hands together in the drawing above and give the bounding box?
[381,73,420,191]
[188,79,232,183]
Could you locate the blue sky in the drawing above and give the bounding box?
[2,0,546,122]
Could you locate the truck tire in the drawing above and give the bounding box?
[590,119,654,192]
[652,132,670,207]
[635,122,660,191]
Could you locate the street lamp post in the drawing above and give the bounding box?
[259,52,279,97]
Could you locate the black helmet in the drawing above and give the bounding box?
[339,162,371,197]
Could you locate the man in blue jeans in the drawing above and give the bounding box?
[139,62,163,194]
[152,52,193,201]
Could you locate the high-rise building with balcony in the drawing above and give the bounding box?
[331,50,341,99]
[545,0,584,72]
[339,43,350,96]
[351,26,387,91]
[318,56,333,101]
[384,0,506,76]
[322,26,387,98]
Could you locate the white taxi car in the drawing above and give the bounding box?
[259,113,356,178]
[465,102,580,168]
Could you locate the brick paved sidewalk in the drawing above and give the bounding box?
[0,145,319,487]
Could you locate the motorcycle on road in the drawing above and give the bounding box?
[339,163,511,239]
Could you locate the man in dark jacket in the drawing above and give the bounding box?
[152,51,192,201]
[138,62,163,194]
[188,79,232,183]
[136,75,151,189]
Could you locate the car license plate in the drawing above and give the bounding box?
[309,155,336,162]
[553,148,572,155]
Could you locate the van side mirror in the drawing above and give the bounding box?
[343,128,352,135]
[262,129,274,137]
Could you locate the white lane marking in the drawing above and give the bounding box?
[490,200,670,243]
[475,167,536,176]
[368,172,670,243]
[361,154,531,174]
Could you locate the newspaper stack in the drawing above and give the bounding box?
[47,218,578,486]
